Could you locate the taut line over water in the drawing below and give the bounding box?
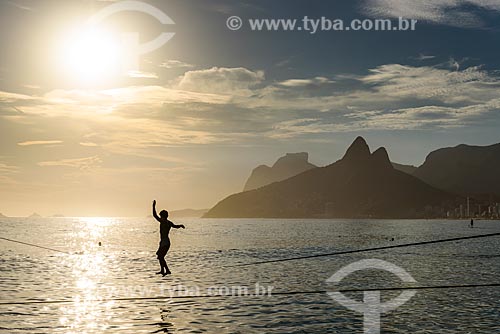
[231,232,500,267]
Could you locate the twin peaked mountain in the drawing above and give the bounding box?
[204,137,457,218]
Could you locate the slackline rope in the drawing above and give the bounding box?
[230,232,500,267]
[0,282,499,306]
[2,232,500,265]
[0,237,71,255]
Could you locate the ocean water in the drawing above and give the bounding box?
[1,217,499,333]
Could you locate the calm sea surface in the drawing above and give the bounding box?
[1,218,499,333]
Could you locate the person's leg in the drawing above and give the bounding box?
[158,259,165,273]
[163,258,171,274]
[159,256,169,275]
[163,243,171,275]
[156,244,171,275]
[156,246,166,274]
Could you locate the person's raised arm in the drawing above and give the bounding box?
[152,200,161,222]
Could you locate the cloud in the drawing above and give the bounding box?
[0,162,18,174]
[278,77,333,87]
[0,90,34,102]
[176,67,265,95]
[362,0,500,28]
[350,99,500,130]
[0,162,19,185]
[101,85,231,106]
[5,1,32,11]
[159,60,194,69]
[275,58,293,68]
[271,118,349,138]
[38,156,102,170]
[127,70,158,79]
[413,54,436,61]
[265,63,500,134]
[17,140,63,146]
[3,64,500,143]
[79,142,99,147]
[23,84,41,90]
[359,64,493,102]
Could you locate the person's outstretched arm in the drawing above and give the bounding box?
[169,220,185,229]
[152,200,161,222]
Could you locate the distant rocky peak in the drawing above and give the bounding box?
[243,152,317,191]
[273,152,310,168]
[342,136,371,162]
[371,147,393,169]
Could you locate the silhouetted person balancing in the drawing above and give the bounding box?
[153,200,185,276]
[470,219,474,228]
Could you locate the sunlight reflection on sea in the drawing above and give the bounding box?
[1,218,499,333]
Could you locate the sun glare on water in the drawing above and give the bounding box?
[58,25,123,85]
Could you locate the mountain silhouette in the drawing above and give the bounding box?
[243,149,416,192]
[392,162,417,175]
[170,208,208,218]
[413,142,500,196]
[205,137,457,218]
[243,152,316,191]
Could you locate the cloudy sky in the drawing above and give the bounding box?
[1,0,500,216]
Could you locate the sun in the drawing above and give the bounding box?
[58,25,122,85]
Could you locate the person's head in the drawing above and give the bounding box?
[160,210,169,219]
